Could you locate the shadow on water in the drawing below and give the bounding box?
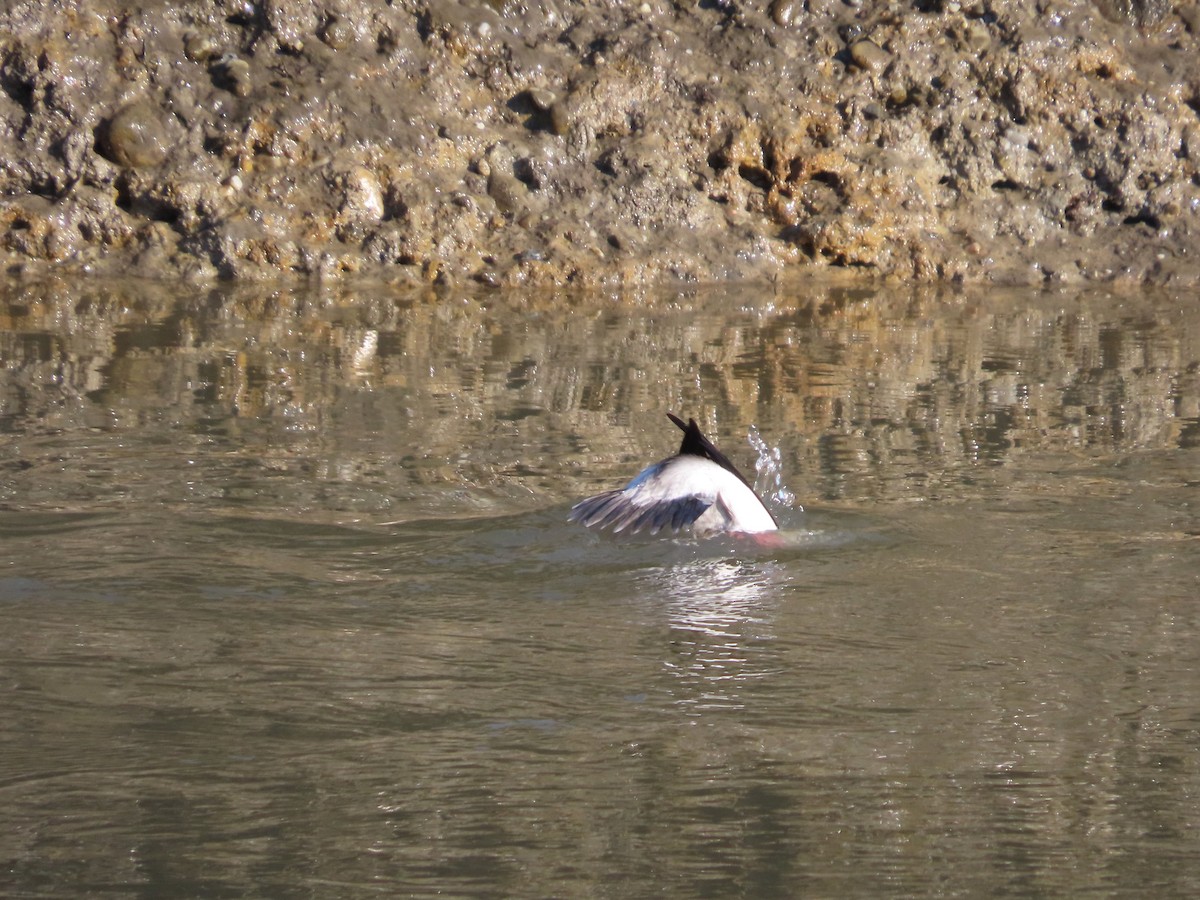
[2,277,1200,897]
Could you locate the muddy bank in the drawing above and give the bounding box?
[1,0,1198,287]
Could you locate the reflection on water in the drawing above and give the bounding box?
[1,277,1199,897]
[2,279,1197,516]
[653,557,786,716]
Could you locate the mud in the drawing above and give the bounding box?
[1,0,1198,287]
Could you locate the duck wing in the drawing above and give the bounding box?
[568,488,712,535]
[568,460,715,535]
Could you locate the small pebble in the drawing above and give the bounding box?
[838,23,864,43]
[340,168,385,223]
[769,0,798,27]
[99,101,169,169]
[548,102,571,136]
[471,155,492,178]
[960,19,990,51]
[487,173,526,213]
[527,88,557,112]
[184,33,219,62]
[320,17,354,50]
[849,39,890,72]
[213,54,252,97]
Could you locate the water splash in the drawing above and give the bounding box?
[748,425,800,511]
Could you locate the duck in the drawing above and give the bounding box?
[568,413,779,537]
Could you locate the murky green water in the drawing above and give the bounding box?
[2,278,1199,897]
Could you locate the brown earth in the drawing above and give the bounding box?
[1,0,1199,288]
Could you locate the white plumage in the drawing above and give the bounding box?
[569,414,779,537]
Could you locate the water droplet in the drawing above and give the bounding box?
[748,425,799,510]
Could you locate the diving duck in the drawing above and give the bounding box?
[569,413,778,537]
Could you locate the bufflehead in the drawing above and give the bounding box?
[569,413,779,537]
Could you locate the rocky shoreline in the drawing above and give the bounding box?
[2,0,1198,287]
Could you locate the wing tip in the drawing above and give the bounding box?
[569,491,712,536]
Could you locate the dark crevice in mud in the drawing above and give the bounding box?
[113,182,179,224]
[0,73,34,110]
[26,179,61,200]
[821,251,872,269]
[414,10,434,42]
[1122,212,1163,229]
[738,165,772,192]
[997,82,1028,125]
[811,170,840,186]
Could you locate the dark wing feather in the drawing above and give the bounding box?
[569,491,711,535]
[568,490,625,527]
[671,496,705,531]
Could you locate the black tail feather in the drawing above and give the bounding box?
[665,412,755,490]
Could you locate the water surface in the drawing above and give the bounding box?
[1,279,1198,896]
